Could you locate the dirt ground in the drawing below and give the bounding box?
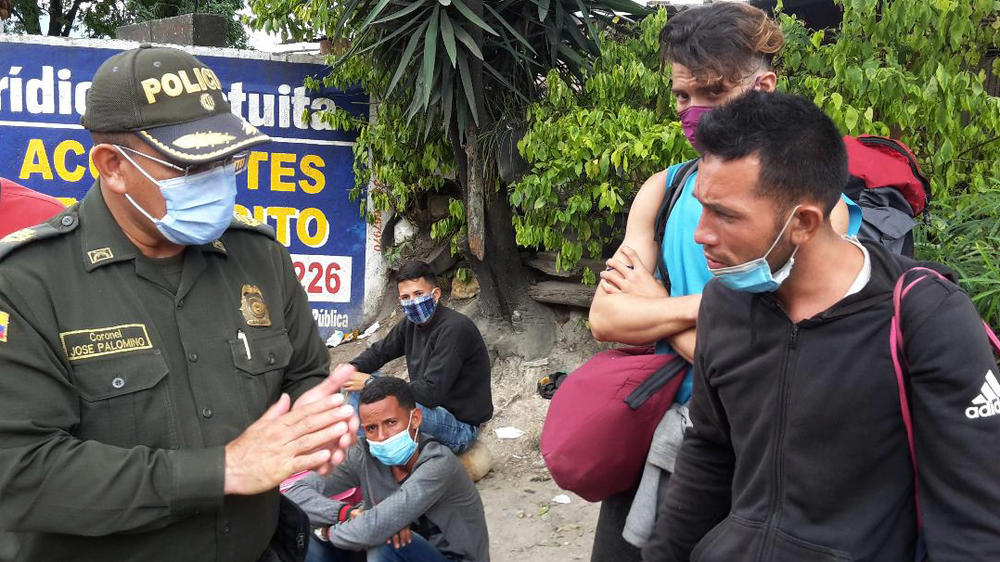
[330,297,609,562]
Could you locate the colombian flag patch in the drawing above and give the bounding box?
[0,311,8,343]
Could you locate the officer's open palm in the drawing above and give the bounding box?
[292,364,360,474]
[223,393,354,495]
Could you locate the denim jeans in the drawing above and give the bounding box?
[306,533,450,562]
[415,404,478,454]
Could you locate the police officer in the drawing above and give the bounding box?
[0,45,357,561]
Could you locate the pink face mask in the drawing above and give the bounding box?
[678,105,713,151]
[678,76,763,151]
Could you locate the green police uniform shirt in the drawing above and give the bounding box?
[0,184,330,561]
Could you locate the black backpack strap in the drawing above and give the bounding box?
[624,355,689,410]
[653,159,700,290]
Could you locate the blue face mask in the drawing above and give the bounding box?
[368,411,418,466]
[708,206,800,293]
[117,147,237,246]
[401,293,437,325]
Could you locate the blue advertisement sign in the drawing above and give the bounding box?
[0,36,369,341]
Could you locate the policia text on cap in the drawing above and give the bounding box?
[0,44,359,561]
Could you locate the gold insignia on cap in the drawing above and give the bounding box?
[212,240,226,252]
[233,212,260,227]
[173,131,236,149]
[88,247,114,264]
[240,284,271,327]
[200,93,216,112]
[1,228,35,244]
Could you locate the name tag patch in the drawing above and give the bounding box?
[60,324,153,361]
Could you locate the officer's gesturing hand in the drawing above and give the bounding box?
[292,364,361,475]
[223,392,354,495]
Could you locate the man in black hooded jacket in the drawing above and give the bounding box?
[645,91,1000,561]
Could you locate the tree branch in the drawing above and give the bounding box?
[46,0,62,35]
[61,0,90,36]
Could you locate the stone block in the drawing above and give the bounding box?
[116,13,228,47]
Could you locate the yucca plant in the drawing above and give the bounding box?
[329,1,642,133]
[251,0,647,320]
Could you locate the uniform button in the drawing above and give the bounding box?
[176,299,185,308]
[267,353,276,366]
[201,407,213,419]
[60,215,75,227]
[111,376,125,389]
[223,522,231,534]
[188,352,198,362]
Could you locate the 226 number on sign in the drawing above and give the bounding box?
[290,255,352,303]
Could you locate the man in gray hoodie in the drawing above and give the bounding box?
[286,376,489,562]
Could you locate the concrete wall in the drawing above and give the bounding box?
[115,13,228,47]
[362,100,390,323]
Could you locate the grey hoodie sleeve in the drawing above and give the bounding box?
[329,452,453,550]
[284,445,364,526]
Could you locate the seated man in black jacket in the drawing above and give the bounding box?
[647,91,1000,561]
[340,261,492,453]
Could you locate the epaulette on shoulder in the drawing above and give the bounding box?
[0,205,79,261]
[228,212,276,239]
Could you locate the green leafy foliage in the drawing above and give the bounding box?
[917,183,1000,329]
[777,0,1000,327]
[455,266,473,284]
[430,197,468,257]
[250,0,647,266]
[513,9,691,275]
[250,0,647,140]
[778,0,1000,199]
[513,2,1000,326]
[349,101,456,223]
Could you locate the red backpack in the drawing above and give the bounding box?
[842,135,931,256]
[540,346,687,502]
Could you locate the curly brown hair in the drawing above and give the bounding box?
[660,2,784,90]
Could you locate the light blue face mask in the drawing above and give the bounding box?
[116,146,237,246]
[368,411,418,466]
[708,206,800,293]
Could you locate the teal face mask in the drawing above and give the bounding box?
[116,146,237,246]
[708,206,800,293]
[368,411,418,466]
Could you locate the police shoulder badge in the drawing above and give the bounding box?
[240,284,271,327]
[88,247,115,265]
